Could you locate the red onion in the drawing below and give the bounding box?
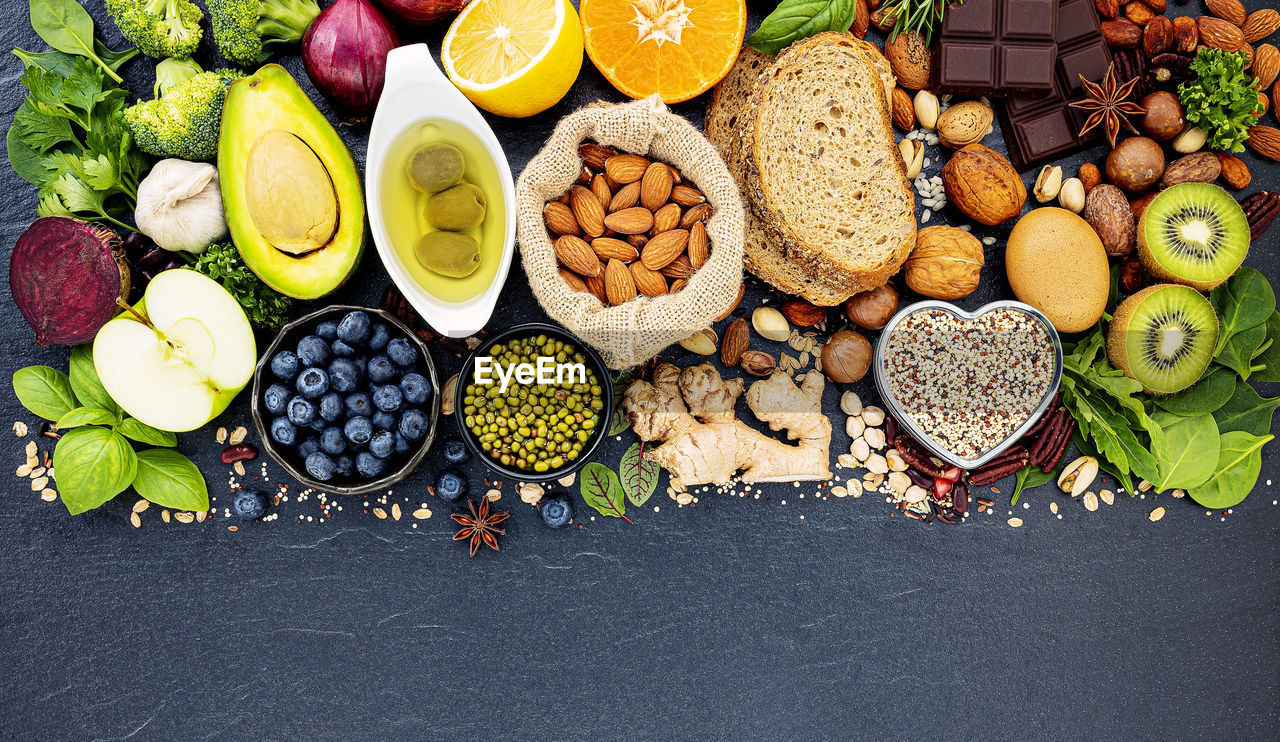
[373,0,469,26]
[302,0,400,120]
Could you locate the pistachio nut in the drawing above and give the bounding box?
[1057,455,1099,497]
[914,90,940,130]
[1034,165,1063,203]
[1057,177,1086,213]
[1173,125,1207,154]
[751,306,791,342]
[678,327,718,355]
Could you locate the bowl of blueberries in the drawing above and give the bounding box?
[251,305,440,495]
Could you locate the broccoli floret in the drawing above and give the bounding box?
[124,70,240,162]
[153,56,202,98]
[207,0,321,67]
[105,0,203,59]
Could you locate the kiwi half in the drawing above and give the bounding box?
[1137,183,1249,290]
[1107,284,1220,395]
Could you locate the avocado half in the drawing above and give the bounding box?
[219,65,364,300]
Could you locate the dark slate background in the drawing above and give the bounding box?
[2,1,1277,740]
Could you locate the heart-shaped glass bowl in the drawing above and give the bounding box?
[872,299,1063,470]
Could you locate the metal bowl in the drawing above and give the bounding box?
[453,323,614,483]
[872,299,1063,470]
[250,305,441,496]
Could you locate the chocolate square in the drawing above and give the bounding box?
[928,0,1060,97]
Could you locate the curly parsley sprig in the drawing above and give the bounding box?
[1178,49,1263,153]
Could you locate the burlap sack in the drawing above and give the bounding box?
[516,96,745,370]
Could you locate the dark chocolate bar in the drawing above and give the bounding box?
[929,0,1060,98]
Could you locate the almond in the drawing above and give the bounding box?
[1198,16,1245,51]
[603,259,636,305]
[884,29,930,89]
[670,184,705,207]
[1217,152,1252,189]
[891,87,915,130]
[1101,19,1142,48]
[569,185,605,237]
[652,202,681,233]
[1094,0,1118,20]
[739,350,777,377]
[1143,15,1173,56]
[579,142,615,171]
[668,278,688,293]
[584,272,608,303]
[591,237,638,262]
[640,229,689,270]
[1246,125,1280,160]
[720,317,749,367]
[1207,0,1247,27]
[626,233,648,249]
[1146,0,1165,13]
[554,235,602,277]
[543,201,579,235]
[608,181,640,213]
[1173,16,1199,53]
[664,163,681,185]
[639,161,674,212]
[851,0,869,38]
[604,206,654,234]
[715,282,744,322]
[603,153,649,184]
[870,5,895,31]
[1123,1,1154,27]
[590,173,612,209]
[1243,9,1280,44]
[779,300,826,327]
[660,254,695,279]
[679,203,714,230]
[687,221,709,268]
[1254,44,1280,90]
[559,268,588,292]
[629,261,668,297]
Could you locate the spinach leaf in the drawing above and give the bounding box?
[132,449,208,512]
[748,0,858,55]
[1210,267,1274,355]
[27,0,123,83]
[117,418,178,448]
[579,462,631,521]
[1150,366,1236,416]
[1212,381,1280,436]
[1011,463,1058,506]
[55,406,116,429]
[1215,322,1267,379]
[52,426,136,514]
[12,365,77,421]
[1252,312,1280,383]
[619,442,659,507]
[1150,412,1219,491]
[69,344,119,415]
[1188,431,1273,509]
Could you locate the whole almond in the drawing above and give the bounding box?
[1172,16,1199,53]
[688,222,709,268]
[1207,0,1247,27]
[609,181,641,212]
[660,254,695,279]
[652,203,681,233]
[569,185,605,237]
[579,142,615,171]
[780,300,826,327]
[1094,0,1118,20]
[1243,9,1280,44]
[668,278,688,293]
[591,237,639,262]
[1246,125,1280,160]
[626,233,648,249]
[720,317,749,367]
[1159,151,1222,188]
[640,229,689,269]
[603,259,636,305]
[544,201,579,235]
[554,235,602,277]
[739,350,776,377]
[851,0,869,38]
[1078,162,1102,193]
[870,5,896,32]
[604,206,654,234]
[629,261,668,297]
[575,164,591,185]
[640,161,674,212]
[891,87,915,130]
[680,203,714,229]
[1144,16,1173,56]
[664,163,681,185]
[604,153,650,184]
[585,272,608,303]
[1217,152,1252,189]
[591,174,612,209]
[670,184,705,207]
[1101,19,1142,48]
[715,282,745,322]
[1123,1,1153,27]
[1254,44,1280,90]
[559,268,588,292]
[1199,16,1245,51]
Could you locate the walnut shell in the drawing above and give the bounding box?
[936,101,994,149]
[904,226,985,299]
[1082,184,1136,257]
[941,144,1027,225]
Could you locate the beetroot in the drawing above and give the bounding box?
[10,217,130,346]
[303,0,400,119]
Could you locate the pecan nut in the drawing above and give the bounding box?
[1241,190,1279,241]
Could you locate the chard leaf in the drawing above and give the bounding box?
[619,442,660,507]
[579,462,630,521]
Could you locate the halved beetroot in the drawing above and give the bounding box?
[10,217,130,346]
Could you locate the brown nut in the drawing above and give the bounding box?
[941,143,1027,225]
[739,350,777,377]
[903,226,985,299]
[885,29,931,89]
[1217,152,1252,189]
[1119,256,1150,294]
[559,268,588,293]
[821,331,873,384]
[669,184,705,207]
[640,161,674,212]
[1106,136,1165,192]
[1198,16,1245,52]
[629,261,668,297]
[1143,15,1173,56]
[608,180,641,212]
[1172,16,1199,54]
[1083,184,1137,257]
[851,0,869,38]
[1078,162,1102,193]
[779,300,826,327]
[591,237,639,262]
[1094,0,1118,20]
[604,206,655,234]
[603,258,636,305]
[1159,151,1222,189]
[891,87,916,130]
[640,229,689,269]
[544,201,579,235]
[1129,191,1159,223]
[714,282,745,322]
[1101,19,1142,48]
[1123,1,1154,27]
[720,317,749,366]
[1243,9,1280,44]
[844,284,899,330]
[1206,0,1247,27]
[554,235,602,277]
[1140,91,1185,141]
[579,142,615,171]
[1246,125,1280,161]
[687,221,709,268]
[569,185,606,237]
[936,101,995,149]
[1254,44,1280,91]
[603,153,649,184]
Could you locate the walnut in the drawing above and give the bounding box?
[941,144,1027,225]
[904,226,985,299]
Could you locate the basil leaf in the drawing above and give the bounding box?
[607,408,630,436]
[1188,431,1273,509]
[132,449,208,512]
[117,418,178,448]
[619,442,660,507]
[1151,366,1236,416]
[1251,312,1280,383]
[1212,382,1280,436]
[748,0,857,55]
[52,426,136,514]
[69,344,119,414]
[1010,463,1058,506]
[27,0,122,83]
[55,406,116,429]
[1150,411,1220,491]
[579,462,629,520]
[1210,267,1275,355]
[1215,322,1267,379]
[12,365,77,421]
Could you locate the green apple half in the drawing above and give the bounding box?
[93,269,256,432]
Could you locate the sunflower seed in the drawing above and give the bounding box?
[132,500,149,513]
[129,512,141,528]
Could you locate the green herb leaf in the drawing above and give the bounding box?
[1150,366,1236,416]
[132,449,208,512]
[1187,431,1273,509]
[1210,267,1274,350]
[1011,463,1058,506]
[68,344,119,415]
[117,418,178,448]
[1150,411,1220,491]
[55,406,116,429]
[579,462,630,521]
[748,0,858,55]
[1177,49,1263,153]
[619,442,660,507]
[27,0,123,83]
[1250,312,1280,383]
[1215,322,1267,379]
[52,426,136,514]
[12,365,77,421]
[607,408,630,436]
[190,246,293,330]
[1212,381,1280,437]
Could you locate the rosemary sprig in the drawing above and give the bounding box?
[880,0,964,45]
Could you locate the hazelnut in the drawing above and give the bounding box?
[903,226,985,299]
[821,331,873,384]
[1140,91,1186,141]
[1106,136,1165,192]
[844,284,899,330]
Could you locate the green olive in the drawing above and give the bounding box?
[407,142,465,193]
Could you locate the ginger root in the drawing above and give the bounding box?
[622,363,831,490]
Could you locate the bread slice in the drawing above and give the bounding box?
[742,32,916,294]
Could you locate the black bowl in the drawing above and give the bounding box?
[453,323,614,483]
[251,305,440,495]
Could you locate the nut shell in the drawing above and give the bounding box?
[941,144,1027,225]
[1082,184,1137,257]
[903,226,985,299]
[1106,137,1165,192]
[936,101,994,149]
[884,30,931,90]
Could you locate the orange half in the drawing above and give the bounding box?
[580,0,746,103]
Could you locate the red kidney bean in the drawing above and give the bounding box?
[220,444,258,464]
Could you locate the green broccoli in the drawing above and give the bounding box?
[207,0,322,67]
[153,56,202,97]
[105,0,204,59]
[124,69,240,162]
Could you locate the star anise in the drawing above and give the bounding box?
[451,497,510,557]
[1069,63,1147,148]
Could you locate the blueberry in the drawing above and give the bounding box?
[372,410,396,432]
[270,417,297,446]
[394,432,412,455]
[344,393,373,418]
[297,436,320,459]
[400,372,431,405]
[399,407,429,441]
[373,384,403,412]
[295,367,329,399]
[270,350,300,380]
[356,451,387,478]
[328,358,360,393]
[305,452,337,481]
[540,494,573,528]
[369,430,395,458]
[367,355,398,384]
[316,320,339,341]
[232,489,269,520]
[331,339,357,358]
[297,335,331,367]
[320,426,346,456]
[435,469,467,502]
[344,416,373,446]
[319,392,343,422]
[286,396,316,426]
[308,419,327,432]
[387,337,417,367]
[441,437,469,466]
[368,323,391,351]
[338,310,372,345]
[263,383,291,415]
[335,454,354,476]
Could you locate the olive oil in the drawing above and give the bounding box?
[379,119,505,303]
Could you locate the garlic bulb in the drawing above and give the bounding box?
[134,159,228,253]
